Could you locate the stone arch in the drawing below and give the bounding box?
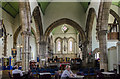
[85,8,96,52]
[2,22,7,56]
[32,6,43,40]
[110,9,120,23]
[86,8,96,40]
[108,46,116,51]
[13,25,22,48]
[67,37,76,42]
[44,18,86,43]
[13,26,37,49]
[110,9,120,40]
[93,48,100,54]
[54,37,63,43]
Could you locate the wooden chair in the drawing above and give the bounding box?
[13,73,23,79]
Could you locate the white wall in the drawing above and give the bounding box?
[92,16,99,51]
[108,47,117,71]
[0,7,14,57]
[30,35,36,60]
[43,2,86,33]
[13,14,20,34]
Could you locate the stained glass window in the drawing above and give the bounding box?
[57,41,61,51]
[95,52,100,59]
[61,24,68,33]
[70,41,72,51]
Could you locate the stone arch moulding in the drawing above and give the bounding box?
[44,18,86,43]
[110,9,120,26]
[54,37,63,43]
[86,8,96,41]
[32,6,43,40]
[92,48,100,54]
[13,25,37,48]
[67,37,76,42]
[2,21,7,56]
[108,46,116,51]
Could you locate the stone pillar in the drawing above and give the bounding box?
[36,41,40,59]
[74,41,77,54]
[98,30,108,71]
[82,41,88,67]
[67,41,68,54]
[3,35,7,56]
[97,2,111,71]
[19,1,31,71]
[39,36,47,67]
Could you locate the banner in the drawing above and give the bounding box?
[11,48,17,57]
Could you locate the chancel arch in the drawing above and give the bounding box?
[44,18,86,43]
[45,18,85,59]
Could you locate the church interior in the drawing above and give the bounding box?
[0,0,120,79]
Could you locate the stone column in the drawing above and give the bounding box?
[97,2,111,71]
[36,41,40,59]
[98,30,108,71]
[3,35,7,56]
[67,41,68,54]
[39,36,47,67]
[19,1,31,71]
[82,41,88,67]
[74,41,77,54]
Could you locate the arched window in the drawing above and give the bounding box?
[55,37,62,54]
[57,40,61,51]
[68,38,75,53]
[69,41,72,51]
[95,52,100,60]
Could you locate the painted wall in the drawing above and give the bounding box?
[43,2,86,33]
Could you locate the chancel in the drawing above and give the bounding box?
[0,0,120,79]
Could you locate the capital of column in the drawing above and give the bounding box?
[98,30,107,35]
[21,31,32,36]
[116,41,120,46]
[83,40,89,46]
[98,30,107,40]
